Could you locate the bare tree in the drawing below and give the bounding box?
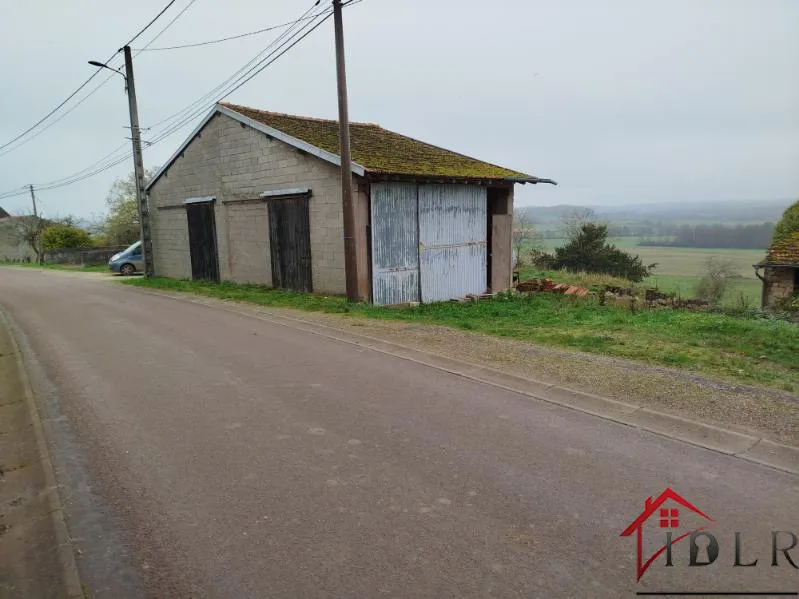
[695,257,739,304]
[103,167,159,245]
[560,208,598,241]
[512,213,539,269]
[13,213,47,264]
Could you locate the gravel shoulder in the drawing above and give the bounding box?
[229,303,799,447]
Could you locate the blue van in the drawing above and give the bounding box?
[108,241,143,275]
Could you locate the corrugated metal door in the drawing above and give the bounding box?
[268,197,313,292]
[186,202,220,282]
[419,184,487,303]
[370,182,420,305]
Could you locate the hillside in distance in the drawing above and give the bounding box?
[518,199,791,225]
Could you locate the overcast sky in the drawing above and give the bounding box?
[0,0,797,220]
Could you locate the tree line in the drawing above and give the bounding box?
[638,222,774,249]
[5,169,156,261]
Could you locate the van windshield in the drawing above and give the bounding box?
[124,242,141,255]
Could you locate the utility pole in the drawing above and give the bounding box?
[28,184,37,217]
[28,184,42,264]
[122,45,154,278]
[333,0,360,302]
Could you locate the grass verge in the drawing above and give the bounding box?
[0,263,108,273]
[122,277,799,394]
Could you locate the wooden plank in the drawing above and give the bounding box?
[490,214,512,292]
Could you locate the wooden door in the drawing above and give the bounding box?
[186,202,220,282]
[268,197,312,292]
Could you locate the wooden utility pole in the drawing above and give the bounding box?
[28,184,37,217]
[122,45,154,278]
[333,0,360,301]
[27,184,43,263]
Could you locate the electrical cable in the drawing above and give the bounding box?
[136,0,199,52]
[143,0,325,132]
[0,0,188,157]
[0,0,350,198]
[0,74,103,154]
[224,11,333,98]
[144,8,332,148]
[133,13,321,51]
[0,188,30,201]
[0,0,199,159]
[121,0,179,48]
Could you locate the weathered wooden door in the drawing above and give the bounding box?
[370,182,420,305]
[186,201,220,282]
[490,214,513,291]
[418,184,487,303]
[268,197,312,292]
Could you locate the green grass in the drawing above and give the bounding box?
[123,277,799,393]
[0,262,108,273]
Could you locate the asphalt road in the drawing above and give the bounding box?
[1,269,797,598]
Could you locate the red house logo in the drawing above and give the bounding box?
[620,488,714,581]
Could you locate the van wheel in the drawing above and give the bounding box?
[120,263,136,276]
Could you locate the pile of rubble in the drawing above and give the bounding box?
[513,278,712,311]
[515,278,589,296]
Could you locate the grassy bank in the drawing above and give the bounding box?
[123,277,798,393]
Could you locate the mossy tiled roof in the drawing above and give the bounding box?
[220,103,545,182]
[763,231,799,266]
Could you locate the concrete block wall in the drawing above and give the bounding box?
[224,201,271,285]
[216,115,347,294]
[148,112,222,279]
[152,209,191,278]
[148,111,351,295]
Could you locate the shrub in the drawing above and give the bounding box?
[41,223,92,250]
[536,224,655,282]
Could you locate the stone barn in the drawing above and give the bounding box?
[756,231,799,309]
[145,103,554,304]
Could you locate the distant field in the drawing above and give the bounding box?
[538,236,643,250]
[525,239,766,307]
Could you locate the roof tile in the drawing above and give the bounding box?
[764,231,799,266]
[220,103,543,182]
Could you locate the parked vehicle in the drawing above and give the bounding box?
[108,241,143,275]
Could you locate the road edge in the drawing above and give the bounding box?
[123,287,799,477]
[0,308,84,598]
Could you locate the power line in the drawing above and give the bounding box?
[33,143,131,189]
[136,0,199,52]
[2,2,325,197]
[0,73,119,158]
[143,0,326,132]
[133,13,322,51]
[0,0,189,157]
[0,188,29,201]
[122,0,179,48]
[225,11,333,98]
[0,0,199,159]
[146,8,332,147]
[0,73,103,154]
[35,152,135,191]
[0,0,343,199]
